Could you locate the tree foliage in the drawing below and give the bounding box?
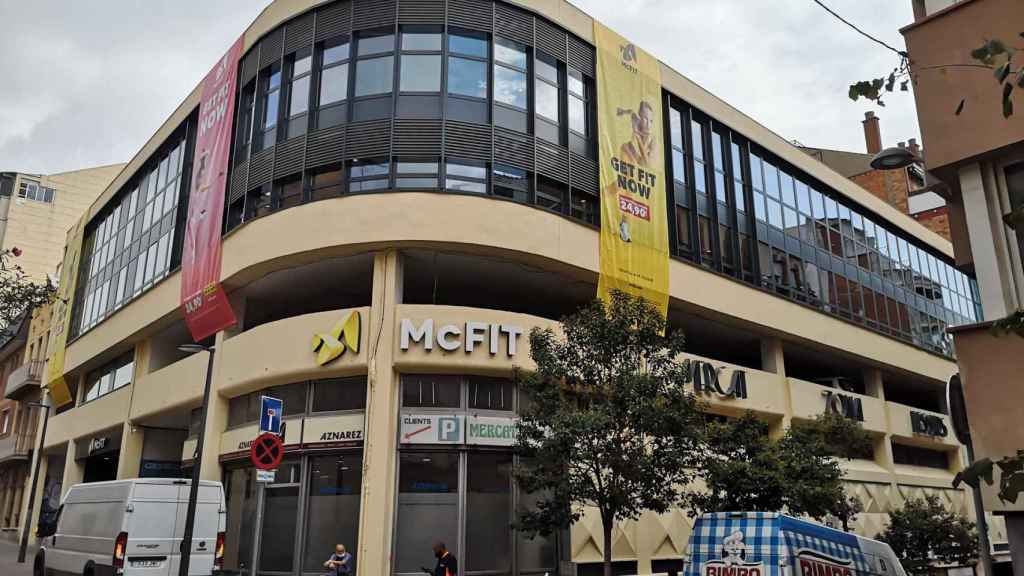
[876,495,979,576]
[514,290,705,576]
[695,412,871,530]
[0,248,56,338]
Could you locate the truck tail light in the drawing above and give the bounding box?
[113,531,128,573]
[214,531,225,571]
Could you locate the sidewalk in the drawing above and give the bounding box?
[0,536,36,576]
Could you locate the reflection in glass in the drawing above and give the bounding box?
[494,37,527,68]
[358,34,394,56]
[395,452,459,572]
[320,64,349,106]
[447,57,487,98]
[303,454,362,575]
[401,32,441,51]
[535,79,559,121]
[467,453,512,573]
[494,66,527,109]
[400,54,441,92]
[449,33,487,58]
[355,56,394,96]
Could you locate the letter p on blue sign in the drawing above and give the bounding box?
[260,396,284,435]
[438,416,461,442]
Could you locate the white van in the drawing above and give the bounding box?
[35,478,226,576]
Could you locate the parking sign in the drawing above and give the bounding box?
[259,396,283,435]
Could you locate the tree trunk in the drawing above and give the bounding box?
[603,513,614,576]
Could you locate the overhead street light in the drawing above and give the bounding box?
[176,343,216,576]
[870,146,951,199]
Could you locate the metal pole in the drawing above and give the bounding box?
[17,399,50,563]
[966,440,995,576]
[179,348,215,576]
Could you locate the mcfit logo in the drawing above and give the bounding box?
[312,310,360,366]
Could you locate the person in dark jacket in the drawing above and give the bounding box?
[431,542,457,576]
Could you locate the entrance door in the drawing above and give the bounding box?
[257,461,302,576]
[83,451,119,482]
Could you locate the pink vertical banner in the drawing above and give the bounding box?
[180,36,244,341]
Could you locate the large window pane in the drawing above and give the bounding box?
[355,56,394,97]
[494,37,527,68]
[358,34,394,56]
[402,374,461,408]
[259,485,299,572]
[222,467,258,574]
[401,32,441,51]
[568,95,586,135]
[494,66,527,109]
[320,64,349,106]
[467,377,514,411]
[289,75,310,116]
[535,80,559,121]
[400,54,441,92]
[448,57,487,98]
[395,452,460,573]
[450,33,487,58]
[303,454,362,574]
[324,41,350,65]
[517,482,557,573]
[467,453,512,573]
[312,377,367,412]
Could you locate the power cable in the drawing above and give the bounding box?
[809,0,907,57]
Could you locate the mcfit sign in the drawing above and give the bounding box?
[595,22,670,317]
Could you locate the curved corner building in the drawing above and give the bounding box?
[31,1,1002,574]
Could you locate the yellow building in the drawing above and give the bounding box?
[0,165,124,282]
[25,1,1007,574]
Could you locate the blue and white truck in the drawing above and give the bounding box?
[683,512,907,576]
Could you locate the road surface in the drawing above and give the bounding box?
[0,536,35,576]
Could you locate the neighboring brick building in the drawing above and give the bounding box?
[802,112,952,242]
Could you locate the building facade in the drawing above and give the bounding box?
[26,0,1004,574]
[0,165,124,282]
[902,0,1024,569]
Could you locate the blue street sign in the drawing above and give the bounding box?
[259,396,283,435]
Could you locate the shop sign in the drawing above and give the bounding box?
[312,310,360,366]
[689,361,748,400]
[140,460,184,479]
[822,390,864,422]
[399,319,523,357]
[88,437,108,454]
[400,414,464,444]
[700,531,764,576]
[910,411,948,438]
[466,415,518,447]
[302,413,365,448]
[256,469,275,483]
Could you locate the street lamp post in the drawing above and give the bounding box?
[177,343,216,576]
[17,396,51,563]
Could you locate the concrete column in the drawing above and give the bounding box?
[865,368,896,475]
[960,163,1013,320]
[199,332,230,482]
[357,250,403,576]
[116,421,144,479]
[762,338,791,437]
[60,440,83,499]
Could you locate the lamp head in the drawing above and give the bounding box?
[178,344,209,354]
[870,146,921,171]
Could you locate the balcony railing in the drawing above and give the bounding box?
[4,360,43,400]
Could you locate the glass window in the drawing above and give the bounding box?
[763,162,780,199]
[494,65,527,109]
[289,76,310,117]
[259,484,300,572]
[493,165,529,202]
[446,160,487,194]
[494,37,527,68]
[400,54,441,92]
[262,65,281,129]
[535,79,559,121]
[448,57,487,98]
[311,166,344,200]
[395,452,460,572]
[466,453,513,573]
[402,374,461,408]
[402,31,441,51]
[358,33,394,56]
[320,63,349,106]
[303,454,362,575]
[670,108,683,150]
[355,56,394,97]
[449,33,487,58]
[535,54,558,83]
[324,40,350,65]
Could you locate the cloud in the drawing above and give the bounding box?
[0,0,919,175]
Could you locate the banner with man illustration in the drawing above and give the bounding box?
[594,23,670,317]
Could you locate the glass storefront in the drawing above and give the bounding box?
[394,374,557,576]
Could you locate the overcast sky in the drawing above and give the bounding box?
[0,0,920,175]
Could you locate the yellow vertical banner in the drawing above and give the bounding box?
[595,23,670,317]
[45,217,85,407]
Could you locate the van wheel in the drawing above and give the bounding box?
[82,563,94,576]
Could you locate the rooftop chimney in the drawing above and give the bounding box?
[907,138,921,158]
[863,111,882,155]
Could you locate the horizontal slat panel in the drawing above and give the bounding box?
[240,48,259,85]
[315,1,353,41]
[447,0,492,32]
[536,140,569,183]
[535,18,566,61]
[274,136,306,178]
[353,0,396,30]
[393,120,442,156]
[444,121,492,161]
[284,14,315,54]
[570,152,599,194]
[493,3,532,46]
[259,28,284,67]
[345,119,392,159]
[568,35,595,77]
[493,127,533,171]
[229,160,249,203]
[248,149,275,188]
[306,124,347,168]
[398,0,444,24]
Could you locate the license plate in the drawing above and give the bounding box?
[130,560,162,568]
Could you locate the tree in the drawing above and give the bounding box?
[514,290,706,576]
[876,495,979,576]
[695,412,871,530]
[0,248,55,338]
